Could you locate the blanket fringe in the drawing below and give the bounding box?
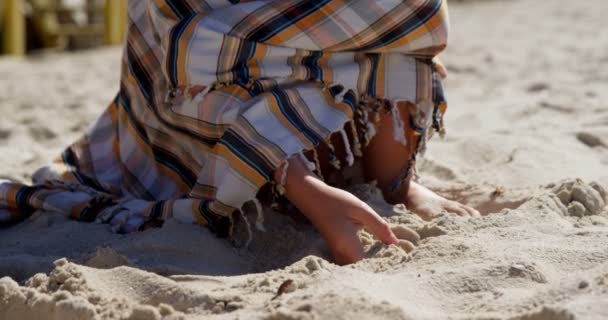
[349,121,363,157]
[298,150,317,172]
[277,160,289,196]
[327,141,342,170]
[238,209,253,248]
[166,80,447,242]
[339,128,355,167]
[252,198,266,232]
[391,102,408,147]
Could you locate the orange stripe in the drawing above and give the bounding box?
[316,51,333,84]
[325,1,447,53]
[209,200,235,217]
[234,119,283,165]
[215,144,267,187]
[116,101,155,161]
[247,44,267,79]
[108,102,122,170]
[381,11,447,53]
[190,183,216,200]
[376,54,386,97]
[267,94,315,150]
[191,200,209,226]
[151,0,178,20]
[70,202,89,220]
[265,0,348,46]
[322,86,354,118]
[6,187,18,213]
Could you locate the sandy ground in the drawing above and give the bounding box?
[1,0,608,319]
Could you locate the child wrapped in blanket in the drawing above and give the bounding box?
[0,0,479,264]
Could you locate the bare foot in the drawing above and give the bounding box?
[405,181,481,221]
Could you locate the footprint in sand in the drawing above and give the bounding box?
[526,82,550,93]
[28,127,58,141]
[418,158,459,181]
[576,131,607,148]
[0,128,11,140]
[539,101,575,113]
[552,179,607,217]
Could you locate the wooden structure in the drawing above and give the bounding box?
[104,0,127,45]
[1,0,127,56]
[2,0,26,56]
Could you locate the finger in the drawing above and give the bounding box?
[446,205,470,217]
[462,205,482,218]
[396,240,416,253]
[356,206,399,245]
[391,225,420,244]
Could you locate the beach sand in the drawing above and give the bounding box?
[1,0,608,319]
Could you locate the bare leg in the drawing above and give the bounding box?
[274,156,404,265]
[363,105,481,220]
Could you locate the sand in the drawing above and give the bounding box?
[1,0,608,319]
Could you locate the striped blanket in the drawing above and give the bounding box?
[0,0,449,237]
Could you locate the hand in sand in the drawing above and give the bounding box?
[277,157,414,265]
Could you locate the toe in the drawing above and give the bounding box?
[396,240,416,253]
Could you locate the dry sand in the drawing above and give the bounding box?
[1,0,608,319]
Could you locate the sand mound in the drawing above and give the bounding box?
[2,180,608,319]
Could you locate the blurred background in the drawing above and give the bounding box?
[0,0,127,55]
[0,0,606,189]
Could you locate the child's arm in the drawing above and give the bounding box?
[275,156,402,265]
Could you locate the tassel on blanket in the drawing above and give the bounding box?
[340,128,355,167]
[391,102,408,147]
[327,83,350,104]
[190,85,212,105]
[277,160,289,195]
[334,87,349,104]
[98,204,125,224]
[350,121,363,157]
[327,141,341,170]
[270,185,281,211]
[184,86,192,99]
[252,198,266,232]
[298,150,316,172]
[108,208,130,233]
[374,100,383,123]
[164,88,177,103]
[357,105,371,147]
[238,209,253,248]
[417,134,429,157]
[434,103,447,138]
[364,121,377,146]
[311,149,325,181]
